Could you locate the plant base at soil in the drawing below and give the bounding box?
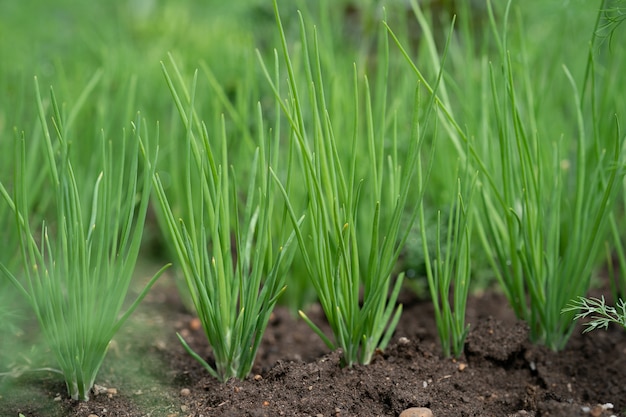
[2,280,624,417]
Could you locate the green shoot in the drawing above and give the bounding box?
[0,77,167,401]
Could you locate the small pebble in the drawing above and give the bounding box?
[93,384,108,395]
[180,388,191,396]
[399,407,434,417]
[254,374,263,381]
[190,317,202,331]
[88,414,98,417]
[589,405,603,417]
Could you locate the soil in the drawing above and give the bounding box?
[2,269,625,417]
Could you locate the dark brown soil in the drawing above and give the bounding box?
[2,272,625,417]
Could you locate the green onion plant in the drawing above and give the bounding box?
[259,1,445,366]
[475,1,624,349]
[153,59,299,382]
[0,78,167,401]
[564,1,626,337]
[153,53,262,313]
[419,173,476,358]
[394,1,623,349]
[388,0,625,350]
[598,3,626,303]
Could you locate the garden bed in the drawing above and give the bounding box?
[1,2,625,417]
[3,273,624,417]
